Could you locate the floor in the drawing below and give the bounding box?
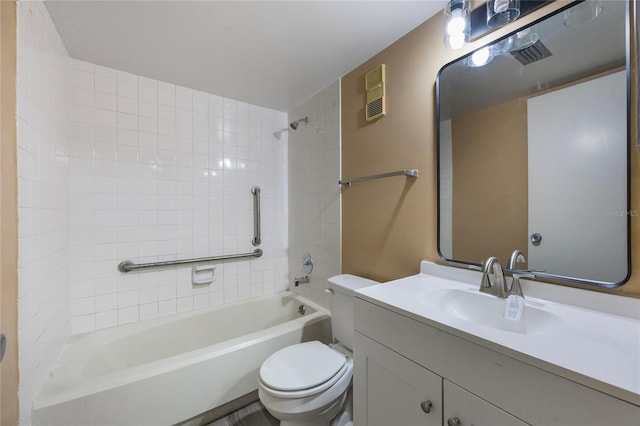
[207,401,279,426]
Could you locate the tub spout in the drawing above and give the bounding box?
[294,276,309,286]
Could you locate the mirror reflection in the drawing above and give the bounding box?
[437,0,629,286]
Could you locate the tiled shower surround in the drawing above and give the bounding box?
[288,82,341,308]
[16,2,71,423]
[17,3,289,422]
[67,60,289,334]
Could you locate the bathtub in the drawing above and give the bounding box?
[32,291,331,426]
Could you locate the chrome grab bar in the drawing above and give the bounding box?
[339,169,418,186]
[118,249,263,273]
[251,186,261,246]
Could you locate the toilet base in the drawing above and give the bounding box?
[330,386,353,426]
[276,386,352,426]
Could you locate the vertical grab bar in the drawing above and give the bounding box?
[251,186,261,246]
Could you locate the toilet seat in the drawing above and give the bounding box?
[258,357,354,423]
[260,341,347,397]
[260,362,349,399]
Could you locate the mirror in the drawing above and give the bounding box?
[437,0,630,287]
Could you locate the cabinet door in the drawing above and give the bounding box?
[443,380,529,426]
[354,332,442,426]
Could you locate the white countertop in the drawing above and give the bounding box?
[356,262,640,405]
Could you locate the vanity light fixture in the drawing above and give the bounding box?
[487,0,521,28]
[509,26,539,51]
[444,0,470,50]
[563,0,602,27]
[443,0,551,50]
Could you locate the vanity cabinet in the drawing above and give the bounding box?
[353,298,640,426]
[354,332,442,426]
[354,332,527,426]
[442,380,527,426]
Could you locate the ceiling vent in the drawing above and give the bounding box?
[510,40,552,66]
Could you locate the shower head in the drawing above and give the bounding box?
[289,117,308,130]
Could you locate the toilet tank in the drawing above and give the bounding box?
[327,274,379,350]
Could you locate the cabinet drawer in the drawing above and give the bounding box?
[444,380,529,426]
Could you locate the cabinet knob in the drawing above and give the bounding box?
[447,417,461,426]
[420,400,433,413]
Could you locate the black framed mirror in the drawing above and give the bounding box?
[436,0,631,287]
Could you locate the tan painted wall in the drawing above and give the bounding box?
[0,1,19,424]
[341,1,640,297]
[451,98,528,264]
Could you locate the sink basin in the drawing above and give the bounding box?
[355,263,640,401]
[419,288,561,334]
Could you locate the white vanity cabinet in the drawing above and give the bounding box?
[353,297,640,426]
[354,332,442,426]
[354,332,528,426]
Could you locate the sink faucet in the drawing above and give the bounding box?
[508,250,526,298]
[480,257,509,298]
[508,250,536,298]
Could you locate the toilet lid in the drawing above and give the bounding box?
[260,341,346,391]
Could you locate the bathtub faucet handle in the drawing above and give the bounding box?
[294,276,310,286]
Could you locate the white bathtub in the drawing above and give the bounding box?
[33,292,331,425]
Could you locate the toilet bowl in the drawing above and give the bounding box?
[258,274,379,426]
[258,341,353,426]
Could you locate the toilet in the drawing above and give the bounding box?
[258,274,379,426]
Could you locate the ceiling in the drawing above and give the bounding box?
[45,1,447,111]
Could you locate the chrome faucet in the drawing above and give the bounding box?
[480,256,509,298]
[508,250,536,298]
[508,250,526,270]
[508,250,526,298]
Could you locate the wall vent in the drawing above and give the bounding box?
[365,64,385,121]
[511,40,552,66]
[367,98,383,119]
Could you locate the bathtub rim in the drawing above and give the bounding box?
[33,291,329,410]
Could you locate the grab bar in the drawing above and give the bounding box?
[339,169,419,186]
[251,186,261,246]
[118,249,263,273]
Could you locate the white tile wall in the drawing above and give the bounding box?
[288,81,341,308]
[68,61,289,333]
[16,2,71,424]
[17,4,289,423]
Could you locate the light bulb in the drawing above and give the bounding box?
[448,33,466,50]
[444,0,469,50]
[471,47,493,67]
[494,0,509,13]
[447,10,467,35]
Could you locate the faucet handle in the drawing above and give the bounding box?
[508,278,526,298]
[508,269,538,299]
